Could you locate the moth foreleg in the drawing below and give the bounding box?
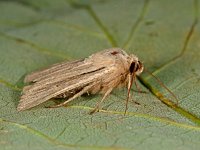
[134,78,147,93]
[89,88,113,115]
[49,83,96,108]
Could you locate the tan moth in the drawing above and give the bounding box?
[17,48,144,114]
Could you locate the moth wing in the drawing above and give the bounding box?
[18,58,108,111]
[24,59,84,83]
[18,48,128,111]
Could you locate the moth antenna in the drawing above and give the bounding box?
[144,68,179,105]
[124,73,135,115]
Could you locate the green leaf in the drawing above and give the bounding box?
[1,0,200,150]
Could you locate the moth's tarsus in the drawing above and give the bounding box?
[89,108,98,115]
[18,48,144,114]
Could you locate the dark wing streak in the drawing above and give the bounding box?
[25,59,84,83]
[24,67,107,98]
[18,67,112,111]
[27,63,99,87]
[23,63,106,93]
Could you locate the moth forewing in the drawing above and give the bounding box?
[24,59,85,83]
[18,66,109,111]
[18,48,144,113]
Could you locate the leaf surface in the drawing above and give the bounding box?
[0,0,200,150]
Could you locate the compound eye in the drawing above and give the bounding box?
[129,62,136,73]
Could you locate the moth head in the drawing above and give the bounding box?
[129,60,144,76]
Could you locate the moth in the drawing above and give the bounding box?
[17,48,144,114]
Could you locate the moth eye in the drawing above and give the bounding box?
[129,62,136,73]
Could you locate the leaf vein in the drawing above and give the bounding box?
[123,0,150,49]
[151,0,199,75]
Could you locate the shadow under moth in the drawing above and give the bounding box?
[17,48,145,114]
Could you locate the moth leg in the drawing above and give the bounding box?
[49,83,95,108]
[134,77,148,93]
[89,88,113,115]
